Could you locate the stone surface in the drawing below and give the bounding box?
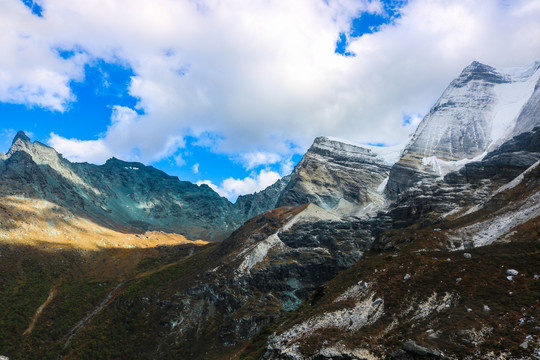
[277,136,391,216]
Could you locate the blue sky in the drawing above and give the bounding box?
[1,0,539,200]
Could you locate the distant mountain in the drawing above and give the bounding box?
[276,136,395,217]
[0,132,247,241]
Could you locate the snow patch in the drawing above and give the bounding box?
[421,152,486,177]
[469,191,540,247]
[268,292,384,358]
[377,177,389,193]
[489,63,540,149]
[326,136,407,165]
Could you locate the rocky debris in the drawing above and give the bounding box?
[135,205,377,356]
[390,340,444,359]
[463,253,472,259]
[506,269,519,276]
[265,292,384,359]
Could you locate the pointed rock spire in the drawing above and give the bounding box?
[12,131,31,145]
[7,130,33,156]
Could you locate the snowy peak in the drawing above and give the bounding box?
[405,61,540,161]
[452,61,510,88]
[387,60,540,197]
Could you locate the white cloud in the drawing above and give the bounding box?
[240,151,282,170]
[48,132,112,163]
[192,163,199,174]
[174,154,186,167]
[1,0,540,165]
[197,169,281,201]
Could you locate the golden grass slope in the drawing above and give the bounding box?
[0,196,207,250]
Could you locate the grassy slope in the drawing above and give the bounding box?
[0,241,213,359]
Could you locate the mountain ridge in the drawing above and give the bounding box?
[0,59,538,360]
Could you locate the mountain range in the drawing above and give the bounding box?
[0,60,539,360]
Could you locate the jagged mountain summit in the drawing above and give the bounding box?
[0,129,403,245]
[386,60,540,198]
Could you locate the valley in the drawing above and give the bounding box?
[0,60,539,359]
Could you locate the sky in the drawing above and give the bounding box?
[1,0,540,201]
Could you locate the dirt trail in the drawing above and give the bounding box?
[59,254,196,354]
[23,285,58,336]
[61,282,124,351]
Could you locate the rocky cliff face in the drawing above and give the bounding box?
[260,154,540,360]
[386,61,540,198]
[277,137,392,217]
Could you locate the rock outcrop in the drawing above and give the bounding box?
[277,137,392,216]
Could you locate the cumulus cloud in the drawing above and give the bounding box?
[240,151,282,170]
[48,133,112,163]
[197,169,281,201]
[192,163,199,174]
[2,0,540,167]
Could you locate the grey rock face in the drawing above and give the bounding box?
[277,137,391,215]
[0,132,313,240]
[445,126,540,185]
[140,206,376,357]
[391,340,444,359]
[386,61,540,198]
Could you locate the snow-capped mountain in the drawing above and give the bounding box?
[386,61,540,197]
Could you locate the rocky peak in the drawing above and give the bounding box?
[12,130,31,144]
[277,137,391,216]
[310,136,375,158]
[7,131,32,157]
[452,61,510,88]
[386,60,540,198]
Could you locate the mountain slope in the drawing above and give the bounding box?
[0,60,539,360]
[256,155,540,360]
